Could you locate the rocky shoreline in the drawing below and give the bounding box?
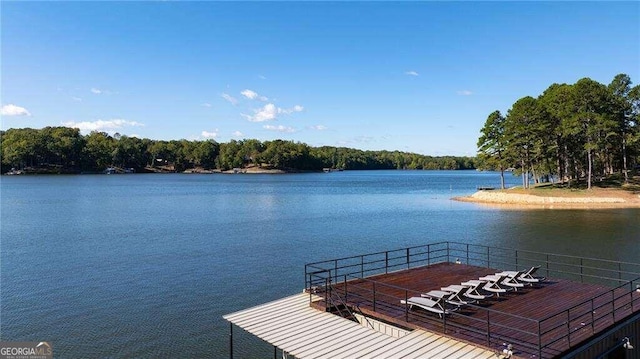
[454,189,640,209]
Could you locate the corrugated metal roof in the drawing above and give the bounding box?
[223,293,499,359]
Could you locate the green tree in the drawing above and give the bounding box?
[1,128,41,169]
[570,78,612,189]
[216,140,244,170]
[608,74,635,183]
[191,140,219,168]
[505,97,543,189]
[629,84,640,170]
[83,131,115,170]
[478,110,508,188]
[39,126,85,169]
[148,140,171,167]
[539,83,576,185]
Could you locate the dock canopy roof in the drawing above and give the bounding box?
[223,293,498,359]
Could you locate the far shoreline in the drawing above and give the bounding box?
[454,188,640,210]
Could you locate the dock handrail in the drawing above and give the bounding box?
[306,241,640,289]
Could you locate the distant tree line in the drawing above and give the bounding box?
[0,128,477,173]
[477,74,640,189]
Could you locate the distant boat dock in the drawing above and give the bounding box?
[224,242,640,358]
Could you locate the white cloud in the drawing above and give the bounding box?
[241,89,258,100]
[201,103,212,108]
[242,103,304,122]
[242,103,278,122]
[457,90,473,96]
[258,75,267,80]
[241,89,268,101]
[263,125,296,133]
[72,97,83,102]
[254,104,278,122]
[62,119,144,133]
[405,71,419,76]
[279,105,304,114]
[232,130,244,137]
[310,125,328,131]
[201,130,218,139]
[90,87,115,95]
[1,104,31,116]
[221,93,238,105]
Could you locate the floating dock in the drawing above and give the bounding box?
[224,242,640,358]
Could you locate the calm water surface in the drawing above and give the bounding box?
[1,171,638,358]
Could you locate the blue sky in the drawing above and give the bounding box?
[1,2,638,156]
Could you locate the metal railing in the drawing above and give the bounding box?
[305,242,452,288]
[304,242,640,358]
[307,269,377,330]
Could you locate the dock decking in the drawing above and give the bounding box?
[305,242,640,358]
[313,262,640,358]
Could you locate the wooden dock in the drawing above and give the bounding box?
[315,262,640,358]
[228,242,640,358]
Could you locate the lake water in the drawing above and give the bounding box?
[1,171,638,358]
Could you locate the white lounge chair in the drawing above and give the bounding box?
[494,270,526,291]
[422,290,469,307]
[460,280,494,300]
[439,285,477,305]
[478,275,512,297]
[400,296,453,318]
[517,266,546,284]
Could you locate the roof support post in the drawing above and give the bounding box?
[404,290,409,322]
[385,252,389,274]
[537,320,542,358]
[406,248,410,269]
[466,243,469,265]
[229,322,234,359]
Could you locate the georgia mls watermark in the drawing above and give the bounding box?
[0,342,52,359]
